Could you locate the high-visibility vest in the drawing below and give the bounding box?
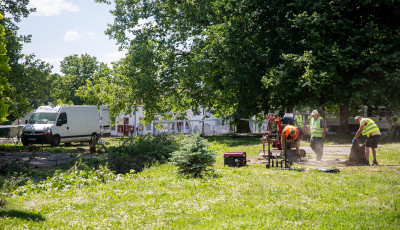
[311,117,324,137]
[281,125,299,141]
[295,115,304,128]
[361,118,380,136]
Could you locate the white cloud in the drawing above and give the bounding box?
[41,57,63,74]
[64,29,81,42]
[29,0,79,17]
[102,51,126,64]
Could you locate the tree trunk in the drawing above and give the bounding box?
[318,106,326,120]
[236,120,251,133]
[337,103,350,134]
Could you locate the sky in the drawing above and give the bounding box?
[18,0,126,74]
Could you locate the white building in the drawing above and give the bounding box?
[111,106,233,136]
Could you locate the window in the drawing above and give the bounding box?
[29,113,58,124]
[57,112,67,126]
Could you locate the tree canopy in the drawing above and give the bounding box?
[93,1,400,130]
[51,54,103,105]
[0,13,10,123]
[0,0,53,122]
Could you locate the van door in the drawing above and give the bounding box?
[100,105,111,137]
[55,112,71,142]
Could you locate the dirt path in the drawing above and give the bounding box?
[0,138,99,168]
[248,145,355,170]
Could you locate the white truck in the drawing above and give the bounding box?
[21,105,110,146]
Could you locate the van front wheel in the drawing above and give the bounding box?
[51,136,60,147]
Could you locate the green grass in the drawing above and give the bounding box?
[1,137,400,229]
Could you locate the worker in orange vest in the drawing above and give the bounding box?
[281,124,301,157]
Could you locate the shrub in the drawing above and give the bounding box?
[106,134,179,174]
[170,133,216,178]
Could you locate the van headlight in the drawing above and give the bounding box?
[43,127,52,135]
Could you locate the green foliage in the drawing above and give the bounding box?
[0,196,7,208]
[1,162,400,229]
[51,54,103,105]
[0,138,400,228]
[106,134,179,174]
[96,0,400,128]
[0,173,29,193]
[0,13,10,123]
[75,63,114,107]
[95,0,272,125]
[14,161,119,195]
[170,134,216,178]
[0,159,29,176]
[0,1,54,121]
[263,1,400,110]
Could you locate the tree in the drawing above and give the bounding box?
[51,54,102,105]
[95,0,272,130]
[263,1,400,133]
[75,63,114,106]
[97,0,400,133]
[1,0,53,120]
[0,13,10,123]
[170,133,216,178]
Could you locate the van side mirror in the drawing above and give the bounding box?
[56,119,62,126]
[25,120,28,124]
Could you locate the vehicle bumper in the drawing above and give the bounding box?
[21,134,53,145]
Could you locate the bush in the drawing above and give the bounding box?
[106,134,179,174]
[170,133,216,178]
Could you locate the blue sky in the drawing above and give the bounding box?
[18,0,125,74]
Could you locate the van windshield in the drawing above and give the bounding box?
[28,113,58,124]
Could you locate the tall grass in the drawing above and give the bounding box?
[1,137,399,229]
[1,163,399,229]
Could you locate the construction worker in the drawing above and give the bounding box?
[281,124,301,158]
[308,110,327,161]
[294,110,305,140]
[353,116,381,166]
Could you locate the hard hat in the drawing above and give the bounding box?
[310,110,319,116]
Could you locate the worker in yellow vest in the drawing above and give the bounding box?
[353,116,381,166]
[294,110,305,140]
[308,110,327,161]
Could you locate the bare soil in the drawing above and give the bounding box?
[247,145,398,170]
[0,138,96,168]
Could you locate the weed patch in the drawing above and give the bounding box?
[14,161,122,195]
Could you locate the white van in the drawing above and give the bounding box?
[21,105,110,146]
